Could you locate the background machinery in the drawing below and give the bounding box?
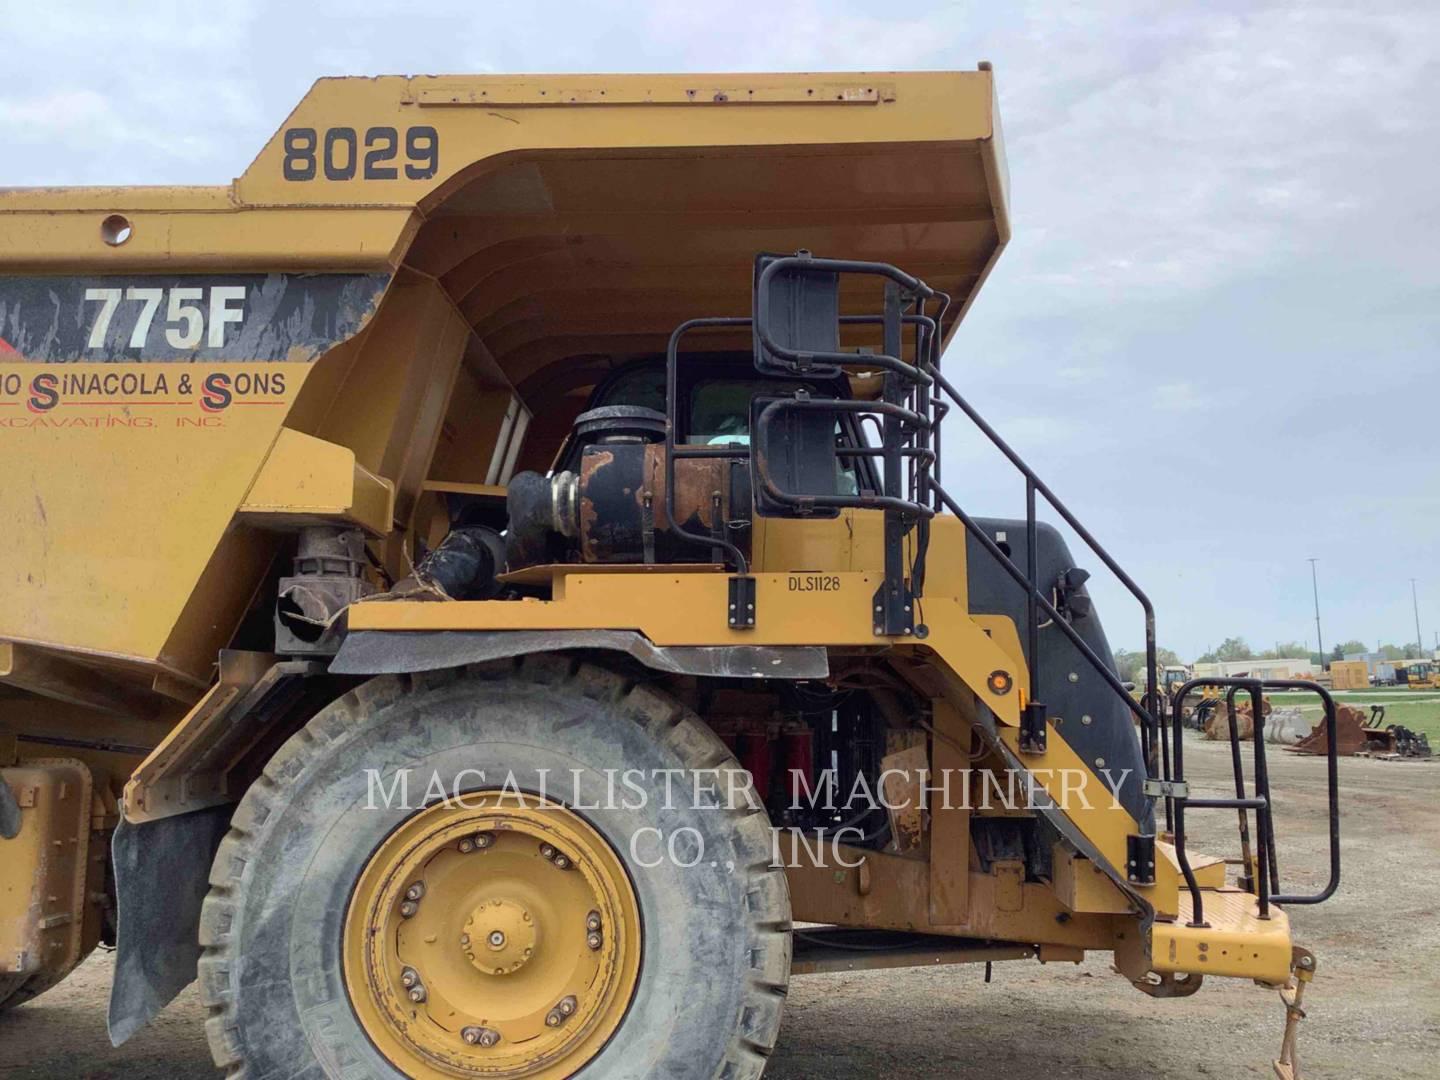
[1395,659,1439,689]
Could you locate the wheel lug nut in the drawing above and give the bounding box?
[544,994,578,1027]
[553,854,571,870]
[474,832,494,849]
[585,911,602,932]
[400,967,419,988]
[587,932,603,950]
[539,843,556,860]
[405,881,425,902]
[400,900,418,918]
[458,838,475,853]
[462,1025,500,1047]
[408,985,427,1003]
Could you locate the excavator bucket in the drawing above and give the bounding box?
[1287,704,1369,756]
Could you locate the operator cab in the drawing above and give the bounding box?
[1398,660,1435,686]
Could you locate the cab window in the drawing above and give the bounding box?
[592,365,667,414]
[689,378,861,496]
[688,378,808,445]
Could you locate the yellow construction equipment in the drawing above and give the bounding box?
[0,67,1338,1078]
[1395,660,1440,689]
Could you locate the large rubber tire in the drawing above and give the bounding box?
[0,969,66,1013]
[0,975,28,1012]
[198,656,791,1079]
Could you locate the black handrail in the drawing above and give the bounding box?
[663,307,942,572]
[1170,678,1267,924]
[921,361,1161,772]
[671,254,1163,839]
[1169,677,1341,925]
[1225,685,1279,889]
[1222,686,1257,892]
[758,253,1166,777]
[1259,679,1341,906]
[665,254,1348,942]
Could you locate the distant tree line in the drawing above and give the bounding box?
[1112,647,1181,683]
[1192,637,1426,665]
[1114,637,1428,681]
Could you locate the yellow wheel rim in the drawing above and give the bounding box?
[343,791,642,1078]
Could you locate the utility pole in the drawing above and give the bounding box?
[1411,578,1424,659]
[1309,558,1324,669]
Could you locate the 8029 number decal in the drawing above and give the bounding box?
[282,126,439,182]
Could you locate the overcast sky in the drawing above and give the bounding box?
[3,0,1436,660]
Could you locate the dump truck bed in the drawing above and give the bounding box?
[0,70,1008,695]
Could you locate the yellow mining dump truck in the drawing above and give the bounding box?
[0,68,1341,1078]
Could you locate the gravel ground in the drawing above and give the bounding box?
[2,737,1437,1078]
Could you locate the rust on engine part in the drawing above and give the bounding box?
[643,444,725,532]
[577,448,616,562]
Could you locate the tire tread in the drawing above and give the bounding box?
[197,659,791,1077]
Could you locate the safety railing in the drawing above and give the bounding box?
[1169,678,1341,925]
[668,252,1165,793]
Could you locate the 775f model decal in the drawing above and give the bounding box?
[0,272,389,363]
[84,286,248,350]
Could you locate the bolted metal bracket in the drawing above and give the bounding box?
[640,492,656,565]
[1019,701,1048,754]
[1143,778,1189,799]
[728,575,757,629]
[1127,833,1157,885]
[869,576,916,638]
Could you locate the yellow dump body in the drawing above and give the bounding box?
[0,70,1009,705]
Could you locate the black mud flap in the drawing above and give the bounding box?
[107,804,231,1046]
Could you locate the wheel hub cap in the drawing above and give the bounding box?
[343,791,642,1078]
[462,898,536,975]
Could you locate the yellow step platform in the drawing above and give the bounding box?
[1151,888,1293,984]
